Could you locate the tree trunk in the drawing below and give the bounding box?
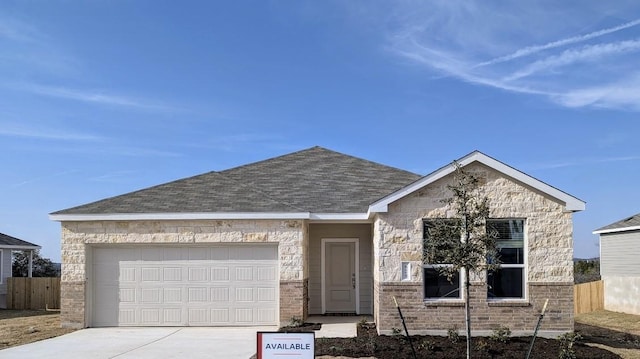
[465,266,471,359]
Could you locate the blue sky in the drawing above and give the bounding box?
[1,1,639,262]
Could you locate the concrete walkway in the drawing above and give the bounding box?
[0,317,365,358]
[0,326,277,359]
[309,315,370,338]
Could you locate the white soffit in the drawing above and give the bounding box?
[369,151,586,213]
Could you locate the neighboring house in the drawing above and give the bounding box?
[593,213,640,315]
[0,232,41,308]
[50,147,584,336]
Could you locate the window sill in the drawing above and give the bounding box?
[487,300,530,307]
[423,300,465,307]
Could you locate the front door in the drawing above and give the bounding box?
[324,241,356,313]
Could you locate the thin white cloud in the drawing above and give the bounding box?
[21,84,180,112]
[504,39,640,81]
[556,75,640,110]
[189,133,287,152]
[11,170,79,188]
[381,2,640,111]
[0,123,104,141]
[90,170,139,183]
[476,18,640,67]
[530,156,640,170]
[0,17,39,42]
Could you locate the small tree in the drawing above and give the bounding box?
[423,163,500,359]
[12,250,60,277]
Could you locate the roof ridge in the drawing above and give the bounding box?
[219,146,324,173]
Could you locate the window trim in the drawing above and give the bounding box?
[486,218,527,301]
[0,249,3,284]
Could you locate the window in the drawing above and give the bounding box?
[0,249,3,284]
[487,219,525,299]
[423,219,461,299]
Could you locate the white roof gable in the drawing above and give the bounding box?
[368,151,585,214]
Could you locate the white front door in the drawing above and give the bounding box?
[323,240,357,313]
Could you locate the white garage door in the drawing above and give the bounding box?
[91,245,279,327]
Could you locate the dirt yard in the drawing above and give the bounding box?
[576,310,640,359]
[0,310,75,350]
[1,309,639,358]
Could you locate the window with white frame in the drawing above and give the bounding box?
[423,219,462,299]
[486,219,525,299]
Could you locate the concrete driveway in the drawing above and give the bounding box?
[0,326,277,359]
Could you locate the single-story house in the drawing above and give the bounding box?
[0,232,41,308]
[593,212,640,315]
[50,147,584,336]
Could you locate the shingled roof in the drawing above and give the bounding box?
[52,146,421,215]
[0,232,40,248]
[594,212,640,234]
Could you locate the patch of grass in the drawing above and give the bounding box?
[576,310,640,335]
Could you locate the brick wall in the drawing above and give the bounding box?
[375,281,573,336]
[280,279,308,324]
[372,162,576,337]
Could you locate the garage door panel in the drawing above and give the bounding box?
[257,287,276,301]
[188,308,209,324]
[92,245,278,327]
[120,267,136,282]
[163,267,183,281]
[236,287,254,302]
[211,267,229,281]
[164,288,183,302]
[141,267,161,282]
[257,266,277,281]
[188,267,209,281]
[211,308,229,323]
[119,309,136,325]
[211,287,229,302]
[235,267,253,281]
[235,308,253,323]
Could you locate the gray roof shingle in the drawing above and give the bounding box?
[595,212,640,233]
[0,233,40,248]
[53,146,422,215]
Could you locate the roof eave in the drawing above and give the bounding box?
[49,212,372,222]
[593,225,640,235]
[0,245,41,250]
[369,151,586,214]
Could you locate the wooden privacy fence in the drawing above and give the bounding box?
[574,280,604,314]
[7,277,61,310]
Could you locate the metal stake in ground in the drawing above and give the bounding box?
[525,298,549,359]
[393,296,418,359]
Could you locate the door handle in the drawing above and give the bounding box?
[351,273,356,289]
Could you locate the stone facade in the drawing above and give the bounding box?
[373,163,575,336]
[59,161,578,334]
[60,219,308,328]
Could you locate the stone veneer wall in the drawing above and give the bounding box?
[60,219,308,328]
[373,163,575,336]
